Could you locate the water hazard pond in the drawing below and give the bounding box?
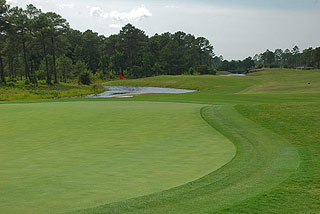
[88,86,197,98]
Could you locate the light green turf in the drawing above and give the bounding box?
[1,68,319,214]
[0,101,235,214]
[72,105,299,214]
[67,68,318,214]
[105,68,320,104]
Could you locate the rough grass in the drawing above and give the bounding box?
[0,81,105,101]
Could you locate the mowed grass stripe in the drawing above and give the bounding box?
[73,105,299,213]
[216,103,320,213]
[0,101,235,214]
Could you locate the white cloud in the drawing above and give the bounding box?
[90,6,103,17]
[59,3,74,9]
[109,24,123,29]
[109,5,152,22]
[7,0,17,5]
[165,5,179,9]
[90,5,152,21]
[89,5,152,30]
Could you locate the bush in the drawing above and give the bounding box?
[7,82,15,87]
[24,79,31,85]
[78,71,92,85]
[130,66,143,78]
[91,83,104,91]
[283,64,294,69]
[188,67,195,75]
[256,64,263,69]
[209,68,217,75]
[196,65,217,75]
[30,75,38,85]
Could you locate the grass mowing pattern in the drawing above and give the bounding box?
[0,101,235,214]
[217,103,320,214]
[72,105,299,213]
[1,69,319,213]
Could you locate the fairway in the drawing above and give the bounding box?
[1,69,319,214]
[0,101,235,214]
[1,0,319,212]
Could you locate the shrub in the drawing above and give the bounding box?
[188,67,195,75]
[91,83,104,91]
[90,72,101,82]
[196,65,217,75]
[209,68,217,75]
[24,79,31,85]
[30,75,38,85]
[78,71,92,85]
[7,82,15,87]
[256,64,263,69]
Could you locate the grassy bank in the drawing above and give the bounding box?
[107,69,320,94]
[1,68,319,213]
[218,102,320,214]
[72,105,300,214]
[0,81,105,101]
[105,69,320,104]
[0,101,235,214]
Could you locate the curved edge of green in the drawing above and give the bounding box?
[69,105,300,214]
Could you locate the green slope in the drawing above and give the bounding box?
[1,68,319,214]
[72,105,299,213]
[0,101,235,214]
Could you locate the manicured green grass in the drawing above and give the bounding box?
[108,69,320,95]
[224,103,320,214]
[106,69,320,104]
[72,105,299,213]
[1,68,319,213]
[241,69,320,94]
[0,101,235,214]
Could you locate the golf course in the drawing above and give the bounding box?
[0,69,319,213]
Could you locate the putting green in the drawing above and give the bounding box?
[0,101,235,214]
[73,105,299,214]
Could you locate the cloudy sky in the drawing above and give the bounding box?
[8,0,320,60]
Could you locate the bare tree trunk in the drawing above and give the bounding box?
[42,40,51,85]
[51,36,58,84]
[9,57,16,81]
[0,55,6,85]
[22,39,30,80]
[30,56,37,85]
[9,57,12,81]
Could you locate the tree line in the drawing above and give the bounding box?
[0,1,216,85]
[214,45,320,73]
[1,0,319,86]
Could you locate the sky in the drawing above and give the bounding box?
[8,0,320,60]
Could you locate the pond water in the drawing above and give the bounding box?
[87,86,197,98]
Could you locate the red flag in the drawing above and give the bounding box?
[120,74,124,80]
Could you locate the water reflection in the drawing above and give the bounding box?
[88,86,196,98]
